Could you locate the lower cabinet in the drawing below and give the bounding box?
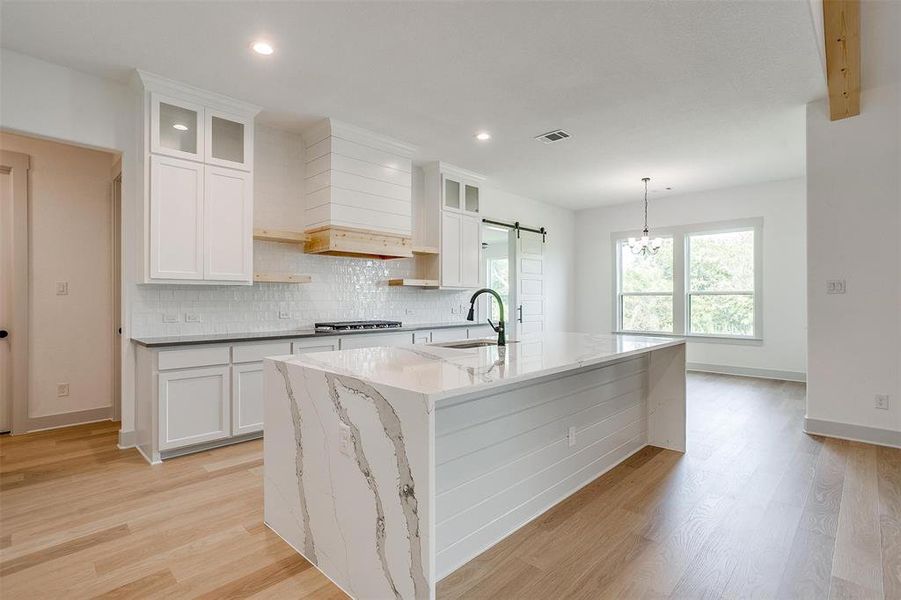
[340,331,413,350]
[136,326,478,463]
[231,362,264,435]
[158,365,231,451]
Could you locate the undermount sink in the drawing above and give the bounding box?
[430,338,518,349]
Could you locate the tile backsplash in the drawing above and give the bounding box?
[132,241,472,337]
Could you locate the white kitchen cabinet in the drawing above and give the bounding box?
[149,155,204,280]
[293,338,340,354]
[417,162,485,289]
[151,93,204,161]
[205,108,253,171]
[204,166,253,281]
[340,332,413,350]
[158,365,230,450]
[441,211,462,287]
[231,363,264,435]
[460,214,481,287]
[139,71,260,284]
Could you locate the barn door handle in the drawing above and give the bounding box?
[517,306,523,323]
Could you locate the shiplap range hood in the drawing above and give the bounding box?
[302,119,416,259]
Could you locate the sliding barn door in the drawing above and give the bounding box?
[516,231,545,335]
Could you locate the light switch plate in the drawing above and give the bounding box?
[57,383,69,397]
[875,394,889,410]
[56,281,68,295]
[827,280,846,294]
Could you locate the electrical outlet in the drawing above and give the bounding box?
[279,310,290,319]
[185,313,201,323]
[56,281,68,295]
[826,280,846,294]
[162,314,178,323]
[567,426,576,447]
[339,422,352,456]
[875,394,889,410]
[57,383,69,397]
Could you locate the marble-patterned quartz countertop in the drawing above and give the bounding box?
[271,332,684,406]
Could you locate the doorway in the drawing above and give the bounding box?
[481,222,547,338]
[1,133,120,433]
[0,150,30,433]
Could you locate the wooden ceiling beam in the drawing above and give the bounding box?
[823,0,860,120]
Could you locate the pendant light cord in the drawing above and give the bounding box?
[642,177,650,233]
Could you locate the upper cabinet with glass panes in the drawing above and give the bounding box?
[149,89,255,171]
[441,170,481,215]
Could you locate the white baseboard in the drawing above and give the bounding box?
[804,417,900,449]
[118,429,136,449]
[687,362,806,382]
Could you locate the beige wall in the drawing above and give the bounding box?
[0,132,117,418]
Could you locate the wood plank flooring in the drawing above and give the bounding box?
[1,373,898,599]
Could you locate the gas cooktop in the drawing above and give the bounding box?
[314,320,403,332]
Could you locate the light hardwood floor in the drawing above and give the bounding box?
[1,373,898,599]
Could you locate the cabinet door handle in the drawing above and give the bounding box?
[517,306,523,323]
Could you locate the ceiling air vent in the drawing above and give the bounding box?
[534,129,572,144]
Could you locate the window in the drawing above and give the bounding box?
[486,256,509,321]
[687,230,754,336]
[614,220,761,340]
[617,237,674,333]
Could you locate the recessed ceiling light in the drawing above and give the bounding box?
[252,41,274,56]
[475,132,492,141]
[172,123,188,131]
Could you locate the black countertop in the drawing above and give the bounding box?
[131,321,479,348]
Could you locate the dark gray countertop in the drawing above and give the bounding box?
[131,321,479,348]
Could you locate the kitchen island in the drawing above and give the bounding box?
[263,332,686,599]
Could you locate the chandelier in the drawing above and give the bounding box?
[627,177,662,256]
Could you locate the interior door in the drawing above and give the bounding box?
[0,167,12,432]
[516,230,545,335]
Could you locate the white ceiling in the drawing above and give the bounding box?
[0,1,825,209]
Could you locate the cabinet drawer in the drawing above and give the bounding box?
[158,345,230,370]
[340,332,413,350]
[292,339,339,354]
[431,328,468,343]
[232,341,291,364]
[412,331,431,344]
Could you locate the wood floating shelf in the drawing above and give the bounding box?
[254,273,312,284]
[252,228,311,244]
[387,278,440,288]
[411,246,439,255]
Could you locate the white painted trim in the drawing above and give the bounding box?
[22,411,113,434]
[803,417,900,449]
[687,362,806,382]
[302,118,417,157]
[612,217,764,340]
[118,428,136,449]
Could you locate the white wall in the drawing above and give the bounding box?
[805,0,901,438]
[1,48,140,435]
[480,187,576,334]
[575,178,807,378]
[0,132,117,417]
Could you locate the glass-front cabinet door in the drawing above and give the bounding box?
[443,176,461,210]
[464,183,480,213]
[205,109,253,171]
[151,93,204,161]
